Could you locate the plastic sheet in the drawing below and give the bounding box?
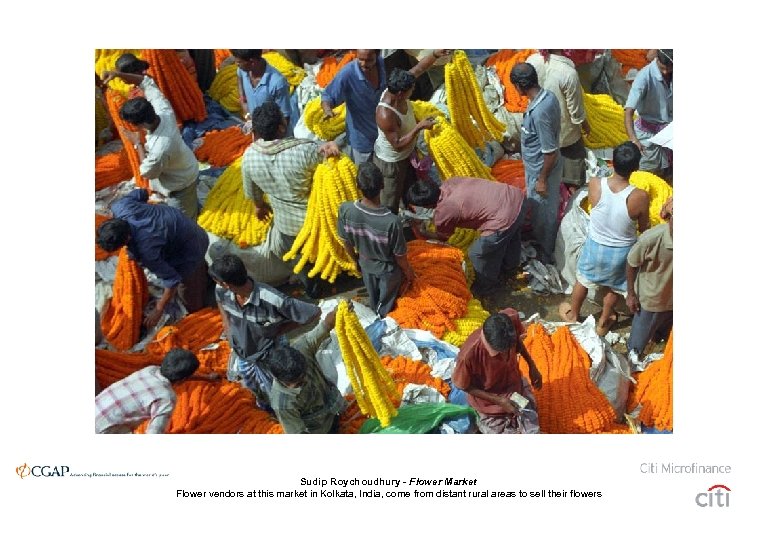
[359,403,476,434]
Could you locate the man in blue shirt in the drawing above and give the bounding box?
[512,62,563,265]
[320,50,387,165]
[231,49,294,135]
[96,189,210,328]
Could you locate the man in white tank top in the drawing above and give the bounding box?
[559,141,650,336]
[373,50,450,213]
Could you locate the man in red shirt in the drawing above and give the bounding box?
[452,308,542,434]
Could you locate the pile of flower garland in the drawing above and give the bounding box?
[95,214,116,261]
[389,241,470,338]
[316,51,356,89]
[263,51,305,93]
[143,49,206,124]
[197,158,272,248]
[424,118,495,181]
[581,171,672,228]
[100,247,148,352]
[628,331,673,431]
[194,126,252,167]
[582,91,629,149]
[95,148,134,191]
[484,49,536,113]
[411,100,446,122]
[441,298,490,347]
[95,349,160,390]
[282,155,360,283]
[491,158,526,191]
[207,63,241,113]
[335,300,400,427]
[303,96,347,141]
[444,227,481,252]
[381,355,451,400]
[445,50,506,150]
[95,49,141,95]
[610,49,649,76]
[105,89,148,190]
[213,49,232,69]
[145,308,225,357]
[519,323,633,434]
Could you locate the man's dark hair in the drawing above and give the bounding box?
[115,53,149,75]
[509,63,538,91]
[405,180,441,208]
[482,313,517,352]
[120,97,157,126]
[230,49,262,61]
[613,141,642,177]
[209,254,248,286]
[266,345,307,385]
[657,49,673,67]
[357,162,384,199]
[252,101,284,140]
[96,218,131,252]
[387,68,416,94]
[160,348,200,382]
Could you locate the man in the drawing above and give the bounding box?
[526,49,591,189]
[95,348,217,434]
[321,49,387,165]
[511,62,563,265]
[96,188,210,328]
[558,141,650,335]
[101,70,200,219]
[209,254,320,407]
[624,49,673,177]
[231,49,293,134]
[626,197,673,360]
[242,101,340,296]
[405,177,525,296]
[337,162,416,317]
[266,308,346,433]
[373,50,449,213]
[452,309,543,434]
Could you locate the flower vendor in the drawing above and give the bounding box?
[337,161,416,317]
[231,49,294,136]
[452,309,543,434]
[209,254,321,410]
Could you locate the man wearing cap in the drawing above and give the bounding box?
[101,69,201,219]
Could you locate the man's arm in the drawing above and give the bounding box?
[408,50,451,78]
[518,342,542,390]
[376,108,435,152]
[624,73,647,152]
[275,406,308,434]
[144,286,176,329]
[629,189,651,234]
[535,101,561,197]
[321,69,348,119]
[625,263,640,313]
[535,152,558,197]
[236,69,249,119]
[290,309,336,359]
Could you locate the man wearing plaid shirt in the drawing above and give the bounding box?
[95,349,216,434]
[242,101,340,297]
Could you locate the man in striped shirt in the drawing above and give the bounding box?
[95,349,215,434]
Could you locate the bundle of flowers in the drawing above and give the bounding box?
[491,158,526,191]
[207,63,241,113]
[100,247,148,352]
[194,126,252,167]
[610,49,649,76]
[95,148,134,190]
[95,49,141,95]
[380,355,451,399]
[628,331,673,431]
[263,51,306,92]
[484,49,536,113]
[143,49,206,123]
[441,298,490,347]
[582,91,629,149]
[303,96,347,140]
[316,51,356,89]
[424,117,495,181]
[105,89,148,190]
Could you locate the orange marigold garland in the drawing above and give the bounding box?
[491,158,526,191]
[485,49,536,113]
[100,246,148,352]
[194,126,252,167]
[316,51,356,89]
[628,330,673,431]
[95,148,134,191]
[610,49,650,76]
[105,89,149,190]
[519,324,632,434]
[95,349,160,390]
[213,49,233,69]
[143,49,207,124]
[380,355,451,400]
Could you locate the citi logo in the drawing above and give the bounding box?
[695,484,730,507]
[15,463,70,479]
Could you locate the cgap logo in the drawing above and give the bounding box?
[15,463,70,479]
[695,484,730,508]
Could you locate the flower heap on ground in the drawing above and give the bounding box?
[263,51,306,93]
[283,155,361,283]
[105,89,149,190]
[441,298,491,347]
[335,300,400,427]
[445,50,506,150]
[100,247,148,352]
[197,158,272,248]
[484,49,536,113]
[582,91,629,149]
[316,51,356,89]
[303,96,347,141]
[389,240,470,338]
[628,331,673,431]
[194,126,252,167]
[519,323,633,434]
[380,355,451,400]
[95,49,141,95]
[207,63,241,113]
[580,171,672,228]
[95,148,134,190]
[143,49,206,124]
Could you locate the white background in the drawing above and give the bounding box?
[1,1,775,537]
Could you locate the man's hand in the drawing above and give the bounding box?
[433,49,453,60]
[626,292,641,314]
[496,396,519,415]
[319,141,340,158]
[254,204,271,221]
[144,305,164,329]
[322,308,337,332]
[417,117,436,131]
[121,128,141,146]
[529,368,543,390]
[581,119,591,137]
[535,177,548,197]
[631,139,646,155]
[101,70,117,85]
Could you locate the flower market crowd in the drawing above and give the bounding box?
[94,48,673,435]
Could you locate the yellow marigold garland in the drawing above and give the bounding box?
[581,170,672,229]
[207,63,241,113]
[582,91,629,149]
[411,100,446,122]
[282,155,360,283]
[628,330,673,431]
[445,50,506,150]
[197,158,272,248]
[424,118,495,181]
[95,49,142,95]
[441,298,490,347]
[303,96,347,141]
[335,300,400,427]
[263,51,305,93]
